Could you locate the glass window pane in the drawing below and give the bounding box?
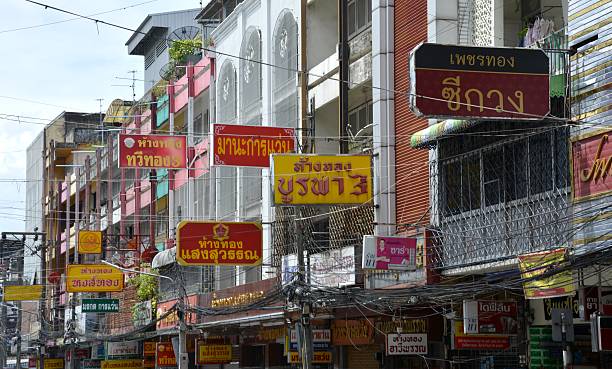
[357,0,367,29]
[368,0,372,23]
[348,2,356,36]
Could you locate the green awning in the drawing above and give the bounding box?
[410,119,478,149]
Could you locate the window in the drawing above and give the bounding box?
[217,60,237,124]
[272,10,298,128]
[155,40,167,57]
[240,28,262,125]
[145,52,155,70]
[348,0,372,39]
[348,102,373,152]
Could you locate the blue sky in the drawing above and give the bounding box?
[0,0,204,232]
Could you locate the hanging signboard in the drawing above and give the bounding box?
[212,124,295,167]
[100,359,142,369]
[66,264,124,293]
[452,321,510,350]
[156,343,176,367]
[78,230,102,254]
[518,248,575,299]
[408,43,550,119]
[386,333,428,355]
[462,301,518,334]
[332,319,374,345]
[43,359,64,369]
[3,285,43,301]
[176,221,263,266]
[362,235,417,271]
[106,341,139,357]
[81,298,120,313]
[118,133,187,169]
[282,247,355,287]
[132,300,153,328]
[272,154,372,205]
[543,295,580,320]
[196,344,232,365]
[571,130,612,202]
[143,342,156,356]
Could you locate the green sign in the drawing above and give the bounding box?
[81,298,119,313]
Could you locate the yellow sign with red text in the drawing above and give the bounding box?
[197,344,232,365]
[66,264,124,293]
[272,154,372,205]
[78,230,102,254]
[3,285,43,301]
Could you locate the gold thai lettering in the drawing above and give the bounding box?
[211,290,265,308]
[581,135,612,183]
[216,135,293,158]
[450,53,515,68]
[442,76,461,111]
[441,76,525,114]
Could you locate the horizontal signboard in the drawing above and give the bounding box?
[518,248,574,299]
[78,230,102,254]
[106,341,138,357]
[272,154,372,205]
[176,221,263,266]
[409,43,550,119]
[463,300,518,334]
[100,359,142,369]
[3,285,43,301]
[66,264,124,293]
[362,235,417,271]
[118,133,187,169]
[212,124,295,167]
[453,321,510,350]
[197,344,231,365]
[81,298,119,313]
[386,333,428,355]
[44,359,64,369]
[571,131,612,202]
[287,351,332,364]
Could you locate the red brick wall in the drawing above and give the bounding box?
[394,0,430,226]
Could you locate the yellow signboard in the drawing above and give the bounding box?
[44,359,64,369]
[66,264,124,293]
[197,344,232,365]
[78,230,102,254]
[272,154,372,205]
[518,248,575,299]
[101,359,142,369]
[3,285,43,301]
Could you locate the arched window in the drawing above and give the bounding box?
[272,10,298,128]
[217,59,237,124]
[239,27,262,125]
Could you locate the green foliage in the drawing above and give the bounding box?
[169,38,202,63]
[127,264,159,302]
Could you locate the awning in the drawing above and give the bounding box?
[197,311,285,328]
[410,119,479,149]
[152,246,176,268]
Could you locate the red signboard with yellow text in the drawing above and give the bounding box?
[571,130,612,202]
[272,154,372,205]
[118,134,187,169]
[409,43,550,119]
[176,221,263,266]
[212,124,295,167]
[156,343,176,367]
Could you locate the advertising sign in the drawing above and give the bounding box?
[282,246,355,287]
[176,221,263,266]
[118,133,187,169]
[100,359,142,369]
[287,351,332,364]
[106,341,139,357]
[272,154,372,205]
[386,334,428,355]
[66,264,124,293]
[143,342,156,356]
[462,301,518,335]
[362,235,417,271]
[78,230,102,254]
[82,360,101,369]
[81,298,120,313]
[156,343,176,367]
[212,124,295,167]
[332,320,374,345]
[132,300,152,328]
[3,285,43,301]
[571,131,612,202]
[196,344,231,365]
[453,321,510,350]
[142,358,154,368]
[409,43,549,119]
[156,295,198,330]
[543,295,580,320]
[289,329,331,350]
[518,248,575,299]
[43,359,64,369]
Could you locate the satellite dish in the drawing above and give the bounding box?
[159,61,177,81]
[167,26,201,47]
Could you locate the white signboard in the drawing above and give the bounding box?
[106,341,139,356]
[282,246,355,287]
[386,334,428,355]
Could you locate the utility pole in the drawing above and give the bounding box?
[295,213,312,369]
[15,237,25,369]
[338,0,349,154]
[0,259,7,369]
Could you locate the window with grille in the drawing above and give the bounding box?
[348,0,372,39]
[145,52,155,70]
[217,60,237,124]
[272,10,298,128]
